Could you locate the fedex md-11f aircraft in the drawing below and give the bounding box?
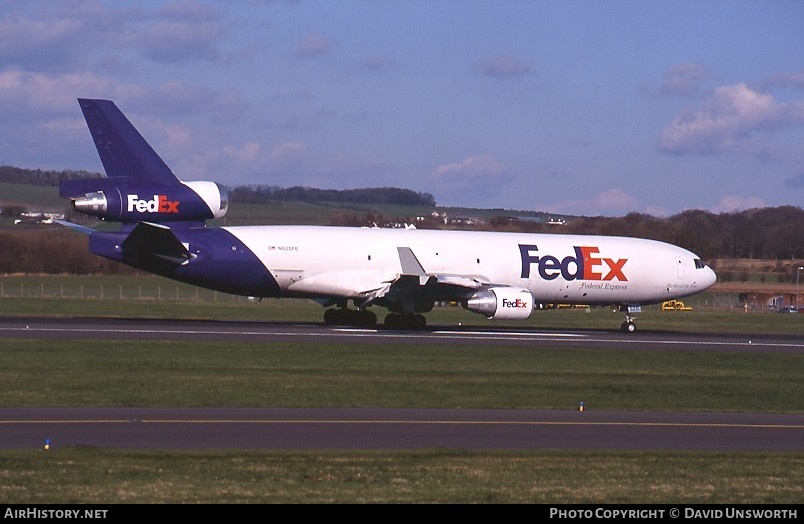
[58,99,717,332]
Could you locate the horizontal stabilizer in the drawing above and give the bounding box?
[54,219,98,236]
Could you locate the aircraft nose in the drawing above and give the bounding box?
[703,266,717,289]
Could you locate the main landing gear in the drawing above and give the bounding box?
[322,308,428,329]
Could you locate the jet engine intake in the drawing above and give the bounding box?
[464,287,534,320]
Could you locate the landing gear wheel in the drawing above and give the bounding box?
[620,311,637,333]
[324,308,377,327]
[324,308,339,325]
[358,310,377,327]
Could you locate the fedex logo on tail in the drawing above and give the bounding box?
[127,194,180,213]
[519,244,628,281]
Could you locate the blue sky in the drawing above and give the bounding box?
[1,0,803,216]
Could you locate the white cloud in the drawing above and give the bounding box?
[658,83,804,155]
[223,141,261,162]
[430,154,510,205]
[0,70,132,113]
[658,63,709,97]
[710,195,767,213]
[0,1,230,71]
[133,8,225,64]
[269,141,306,162]
[537,188,642,217]
[190,141,303,180]
[433,155,505,179]
[762,70,804,90]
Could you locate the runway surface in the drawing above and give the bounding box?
[1,315,802,352]
[1,316,802,451]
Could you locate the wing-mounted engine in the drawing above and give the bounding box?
[60,178,228,223]
[465,287,534,320]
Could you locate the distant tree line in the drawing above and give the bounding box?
[0,165,101,186]
[0,205,27,218]
[0,166,801,273]
[483,206,803,262]
[568,207,803,261]
[229,185,436,207]
[1,166,436,207]
[0,229,136,275]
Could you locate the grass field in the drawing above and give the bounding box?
[1,338,801,411]
[1,338,801,504]
[0,275,801,503]
[2,449,800,504]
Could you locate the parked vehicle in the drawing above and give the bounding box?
[777,306,800,313]
[662,299,693,311]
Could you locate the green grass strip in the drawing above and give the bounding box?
[0,339,800,412]
[0,448,801,504]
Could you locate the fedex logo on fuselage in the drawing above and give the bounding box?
[126,194,180,213]
[519,244,628,281]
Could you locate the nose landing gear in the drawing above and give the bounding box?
[618,305,640,333]
[620,314,637,333]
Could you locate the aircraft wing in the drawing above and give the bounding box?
[121,221,193,265]
[349,246,497,311]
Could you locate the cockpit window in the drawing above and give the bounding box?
[694,259,705,269]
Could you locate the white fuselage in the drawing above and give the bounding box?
[225,225,716,306]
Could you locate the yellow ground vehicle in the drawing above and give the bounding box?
[662,299,693,311]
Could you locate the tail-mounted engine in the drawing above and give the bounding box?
[60,179,228,223]
[464,287,534,320]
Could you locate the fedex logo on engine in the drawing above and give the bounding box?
[519,244,628,281]
[502,297,529,309]
[127,194,180,213]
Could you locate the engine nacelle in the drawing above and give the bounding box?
[464,287,534,320]
[61,179,228,223]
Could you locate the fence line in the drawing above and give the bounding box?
[0,279,751,311]
[0,281,254,303]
